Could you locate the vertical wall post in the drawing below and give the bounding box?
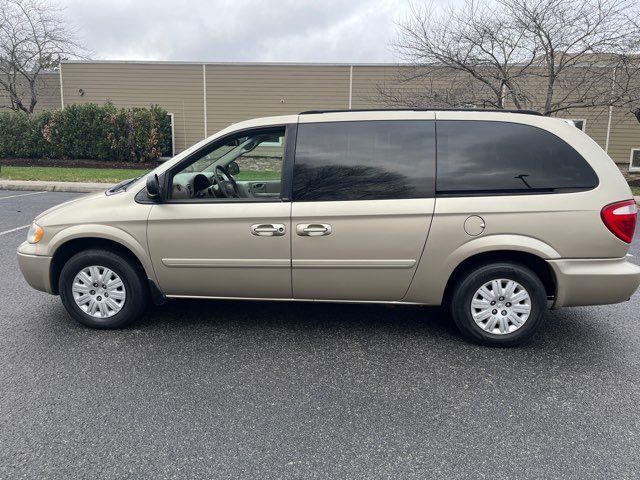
[59,63,65,109]
[348,65,353,109]
[604,66,617,154]
[182,100,187,151]
[202,64,208,138]
[168,112,176,157]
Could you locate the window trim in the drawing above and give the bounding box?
[157,124,294,204]
[630,148,640,173]
[280,123,297,201]
[436,187,590,197]
[262,137,283,147]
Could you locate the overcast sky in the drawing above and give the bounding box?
[60,0,434,63]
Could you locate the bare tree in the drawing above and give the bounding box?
[0,0,86,115]
[379,0,640,116]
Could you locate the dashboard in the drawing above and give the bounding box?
[170,171,281,200]
[171,172,214,199]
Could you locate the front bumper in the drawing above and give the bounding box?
[17,242,53,294]
[549,255,640,308]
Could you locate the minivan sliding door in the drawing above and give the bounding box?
[290,116,436,301]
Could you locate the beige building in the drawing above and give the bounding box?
[12,60,640,172]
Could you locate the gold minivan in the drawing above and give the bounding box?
[17,110,640,346]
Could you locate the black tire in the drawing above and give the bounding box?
[450,262,547,347]
[59,249,148,329]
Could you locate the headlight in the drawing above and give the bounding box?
[27,223,44,244]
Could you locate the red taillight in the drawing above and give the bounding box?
[601,200,638,243]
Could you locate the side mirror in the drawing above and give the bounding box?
[146,173,163,201]
[227,161,240,176]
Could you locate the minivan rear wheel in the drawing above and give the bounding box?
[59,249,148,329]
[450,262,547,346]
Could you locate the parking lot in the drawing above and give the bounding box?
[1,189,639,479]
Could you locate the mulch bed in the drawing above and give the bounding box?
[0,157,159,170]
[621,167,640,186]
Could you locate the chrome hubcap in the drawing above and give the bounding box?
[470,278,531,335]
[72,266,126,318]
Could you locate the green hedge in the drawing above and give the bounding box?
[0,103,172,163]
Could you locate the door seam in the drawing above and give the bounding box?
[145,204,162,291]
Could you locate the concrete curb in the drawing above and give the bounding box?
[0,179,111,193]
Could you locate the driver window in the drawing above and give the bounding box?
[169,127,285,201]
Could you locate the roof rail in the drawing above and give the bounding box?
[299,108,543,116]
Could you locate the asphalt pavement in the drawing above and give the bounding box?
[1,190,639,479]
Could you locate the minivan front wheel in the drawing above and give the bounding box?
[450,262,547,346]
[59,249,148,329]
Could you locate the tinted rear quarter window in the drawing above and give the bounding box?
[436,120,598,193]
[293,120,436,201]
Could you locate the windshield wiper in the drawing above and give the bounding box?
[106,176,140,195]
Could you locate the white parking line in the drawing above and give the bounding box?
[0,191,46,200]
[0,225,30,236]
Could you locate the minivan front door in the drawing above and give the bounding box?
[290,116,437,301]
[147,202,291,298]
[147,125,292,299]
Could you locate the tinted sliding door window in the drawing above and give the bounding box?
[293,121,436,201]
[436,120,598,194]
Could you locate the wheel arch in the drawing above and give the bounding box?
[48,227,154,295]
[442,250,557,306]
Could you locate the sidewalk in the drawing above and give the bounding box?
[0,179,110,193]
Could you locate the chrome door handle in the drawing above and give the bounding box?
[250,223,286,236]
[296,223,332,236]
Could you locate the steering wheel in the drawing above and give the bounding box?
[213,165,240,198]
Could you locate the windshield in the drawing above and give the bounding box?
[183,133,280,174]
